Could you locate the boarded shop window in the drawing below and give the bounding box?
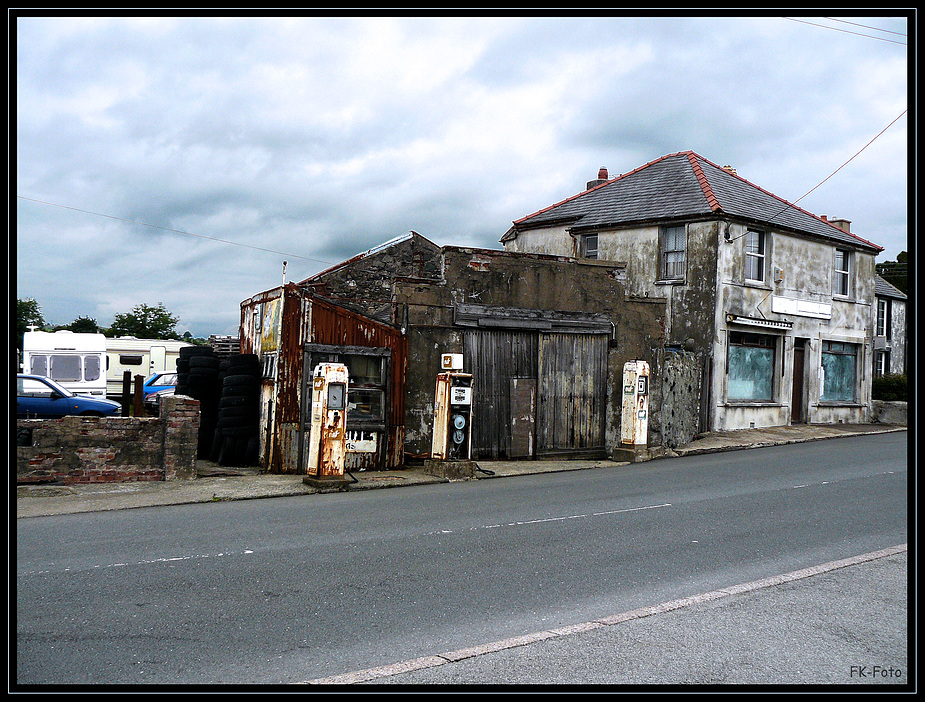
[727,332,775,401]
[821,341,857,402]
[660,225,686,280]
[745,230,766,282]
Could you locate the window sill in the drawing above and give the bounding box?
[723,401,779,407]
[655,278,685,286]
[817,401,862,407]
[742,280,772,291]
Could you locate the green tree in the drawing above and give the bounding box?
[876,251,908,295]
[108,303,180,340]
[58,315,101,334]
[16,298,46,351]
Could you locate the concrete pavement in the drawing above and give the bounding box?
[15,423,906,518]
[16,423,910,688]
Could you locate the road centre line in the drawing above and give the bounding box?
[432,502,672,535]
[19,549,255,577]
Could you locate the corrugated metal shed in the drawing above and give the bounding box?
[240,283,406,473]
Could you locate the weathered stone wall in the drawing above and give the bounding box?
[16,395,200,484]
[660,348,705,448]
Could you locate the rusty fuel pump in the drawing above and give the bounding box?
[303,362,353,490]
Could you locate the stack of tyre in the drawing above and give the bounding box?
[211,353,261,467]
[176,346,222,459]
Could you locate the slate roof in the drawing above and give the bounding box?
[503,151,882,253]
[875,274,907,300]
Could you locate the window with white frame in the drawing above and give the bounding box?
[821,340,858,402]
[745,229,766,282]
[876,298,891,338]
[660,225,686,280]
[874,350,890,378]
[727,331,776,402]
[834,249,850,297]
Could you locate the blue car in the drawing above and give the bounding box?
[17,374,121,418]
[142,371,178,399]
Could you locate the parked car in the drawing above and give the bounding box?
[17,374,121,418]
[144,386,175,415]
[142,371,178,399]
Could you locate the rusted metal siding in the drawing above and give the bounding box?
[240,284,406,473]
[305,294,407,432]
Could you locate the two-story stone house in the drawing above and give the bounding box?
[873,274,907,378]
[501,151,885,439]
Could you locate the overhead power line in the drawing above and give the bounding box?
[783,16,907,45]
[16,195,333,265]
[764,110,908,226]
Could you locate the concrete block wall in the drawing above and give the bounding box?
[16,395,201,484]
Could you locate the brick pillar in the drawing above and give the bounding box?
[161,395,201,480]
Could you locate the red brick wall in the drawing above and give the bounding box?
[16,395,200,484]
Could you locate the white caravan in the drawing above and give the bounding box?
[106,337,192,397]
[22,330,108,397]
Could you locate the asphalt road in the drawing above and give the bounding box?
[15,432,907,687]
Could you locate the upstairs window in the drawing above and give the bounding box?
[660,225,686,280]
[876,299,891,338]
[745,230,766,282]
[581,233,598,260]
[834,249,850,297]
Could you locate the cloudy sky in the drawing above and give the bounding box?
[14,14,910,338]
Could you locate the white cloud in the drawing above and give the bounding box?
[14,15,910,336]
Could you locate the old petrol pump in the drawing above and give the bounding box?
[431,354,474,461]
[621,360,650,447]
[303,362,351,488]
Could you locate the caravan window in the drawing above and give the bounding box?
[120,354,144,366]
[30,355,48,376]
[50,355,82,382]
[85,355,102,381]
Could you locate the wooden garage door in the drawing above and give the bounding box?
[464,330,537,459]
[464,330,607,459]
[537,333,607,457]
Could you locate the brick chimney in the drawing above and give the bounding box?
[822,215,851,232]
[587,166,609,190]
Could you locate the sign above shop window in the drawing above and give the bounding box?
[771,296,832,320]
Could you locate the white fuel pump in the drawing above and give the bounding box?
[621,360,650,446]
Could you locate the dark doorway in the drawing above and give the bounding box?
[791,338,806,424]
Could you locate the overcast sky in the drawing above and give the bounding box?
[14,14,910,338]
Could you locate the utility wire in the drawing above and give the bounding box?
[765,110,907,225]
[823,17,907,38]
[16,194,334,265]
[783,16,907,45]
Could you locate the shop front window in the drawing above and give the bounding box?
[821,341,857,402]
[727,331,775,402]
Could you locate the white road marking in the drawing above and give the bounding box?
[303,544,908,685]
[427,502,671,536]
[19,549,255,577]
